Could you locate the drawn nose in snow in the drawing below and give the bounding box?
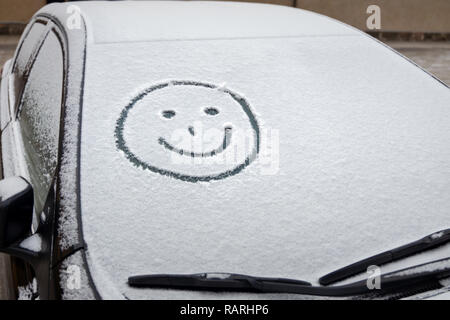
[188,126,195,136]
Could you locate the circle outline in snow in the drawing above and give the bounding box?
[114,80,260,182]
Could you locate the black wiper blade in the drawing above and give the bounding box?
[319,228,450,285]
[128,273,312,292]
[128,260,450,297]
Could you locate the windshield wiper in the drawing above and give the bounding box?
[128,228,450,297]
[319,228,450,285]
[128,259,450,297]
[128,273,311,292]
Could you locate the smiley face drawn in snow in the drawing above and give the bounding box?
[115,80,260,182]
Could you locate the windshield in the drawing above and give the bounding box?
[79,23,450,300]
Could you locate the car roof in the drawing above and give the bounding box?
[40,0,357,44]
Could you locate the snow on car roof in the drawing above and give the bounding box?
[37,2,450,299]
[42,1,356,43]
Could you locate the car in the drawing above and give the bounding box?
[0,1,449,300]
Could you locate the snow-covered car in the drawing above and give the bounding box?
[0,1,450,300]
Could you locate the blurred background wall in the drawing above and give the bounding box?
[0,0,46,23]
[220,0,450,34]
[296,0,450,33]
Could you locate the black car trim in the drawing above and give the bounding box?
[51,242,86,268]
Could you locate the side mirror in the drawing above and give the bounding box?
[0,176,33,249]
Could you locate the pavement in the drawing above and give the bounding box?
[0,35,449,300]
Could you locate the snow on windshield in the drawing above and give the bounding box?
[78,30,450,300]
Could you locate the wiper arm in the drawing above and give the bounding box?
[319,228,450,285]
[128,260,450,297]
[128,229,450,297]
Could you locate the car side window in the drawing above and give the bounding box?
[12,20,48,78]
[18,30,64,213]
[11,20,48,111]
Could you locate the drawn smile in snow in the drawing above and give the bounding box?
[115,80,260,182]
[158,125,232,158]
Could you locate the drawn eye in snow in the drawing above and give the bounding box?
[204,107,219,116]
[161,110,176,119]
[115,80,260,182]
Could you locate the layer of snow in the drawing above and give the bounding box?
[19,234,42,252]
[17,278,38,300]
[0,176,28,202]
[58,250,97,300]
[54,10,88,252]
[46,1,357,44]
[79,28,450,300]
